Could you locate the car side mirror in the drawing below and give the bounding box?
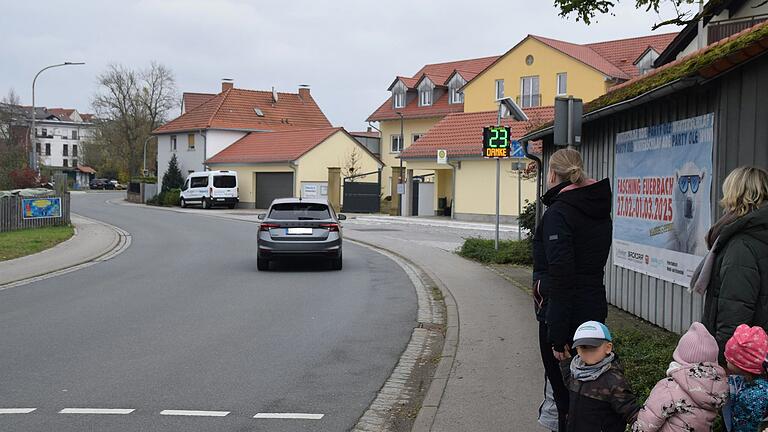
[257,214,266,220]
[338,214,347,221]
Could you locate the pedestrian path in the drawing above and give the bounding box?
[0,215,128,288]
[345,230,542,432]
[348,215,522,233]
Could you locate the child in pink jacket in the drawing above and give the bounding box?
[632,322,729,432]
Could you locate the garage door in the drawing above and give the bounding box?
[255,172,294,209]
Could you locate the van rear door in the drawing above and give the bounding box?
[212,174,238,198]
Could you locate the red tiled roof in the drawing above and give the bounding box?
[206,128,342,164]
[47,108,76,120]
[531,35,630,79]
[585,32,678,79]
[400,106,554,159]
[153,88,332,134]
[370,56,500,122]
[80,113,94,122]
[183,92,216,113]
[77,164,96,174]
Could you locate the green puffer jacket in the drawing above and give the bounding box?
[702,206,768,364]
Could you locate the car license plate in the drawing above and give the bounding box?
[287,228,313,235]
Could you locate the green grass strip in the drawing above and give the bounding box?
[0,225,74,261]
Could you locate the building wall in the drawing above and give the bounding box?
[296,131,381,190]
[378,117,441,196]
[34,121,93,168]
[453,159,537,221]
[539,53,768,333]
[205,163,294,207]
[206,130,248,159]
[157,131,206,189]
[462,38,611,113]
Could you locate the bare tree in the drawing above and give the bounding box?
[0,89,27,189]
[343,147,363,181]
[91,63,178,177]
[553,0,719,30]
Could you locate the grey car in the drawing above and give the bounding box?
[257,198,346,271]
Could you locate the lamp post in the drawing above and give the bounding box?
[143,135,154,176]
[31,62,85,172]
[396,111,404,217]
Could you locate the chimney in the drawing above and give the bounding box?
[272,87,279,103]
[298,85,310,100]
[221,79,234,92]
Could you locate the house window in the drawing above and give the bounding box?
[170,135,177,152]
[520,76,540,108]
[391,135,403,153]
[419,88,432,106]
[187,134,195,150]
[41,128,47,137]
[72,130,78,140]
[73,145,78,157]
[45,143,51,156]
[412,133,423,142]
[393,90,405,109]
[495,79,505,100]
[556,73,567,96]
[63,144,69,156]
[35,142,41,154]
[63,159,68,167]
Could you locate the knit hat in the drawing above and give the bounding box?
[673,322,719,365]
[724,324,768,375]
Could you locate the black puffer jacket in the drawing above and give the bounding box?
[702,205,768,363]
[533,179,613,350]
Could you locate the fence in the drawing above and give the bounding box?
[0,193,71,232]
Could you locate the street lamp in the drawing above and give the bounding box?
[143,135,155,176]
[31,62,85,172]
[396,111,404,216]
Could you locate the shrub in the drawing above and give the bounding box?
[162,189,180,207]
[9,167,39,189]
[459,238,533,266]
[162,155,183,192]
[519,200,537,236]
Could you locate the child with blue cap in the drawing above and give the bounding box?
[560,320,640,432]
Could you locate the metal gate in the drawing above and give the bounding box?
[342,170,381,213]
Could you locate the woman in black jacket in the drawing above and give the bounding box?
[696,166,768,362]
[533,148,613,432]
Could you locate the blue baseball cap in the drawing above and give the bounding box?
[572,321,613,348]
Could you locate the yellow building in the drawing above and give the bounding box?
[206,128,382,208]
[366,56,499,209]
[397,33,678,221]
[462,33,678,113]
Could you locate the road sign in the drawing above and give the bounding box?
[511,140,524,158]
[437,149,448,164]
[482,126,512,158]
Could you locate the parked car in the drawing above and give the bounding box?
[180,170,238,209]
[89,178,113,190]
[256,198,345,271]
[110,180,126,190]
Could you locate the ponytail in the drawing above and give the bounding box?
[550,148,586,185]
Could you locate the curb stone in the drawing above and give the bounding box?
[346,238,458,432]
[0,214,131,291]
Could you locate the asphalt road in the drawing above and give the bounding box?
[0,192,417,432]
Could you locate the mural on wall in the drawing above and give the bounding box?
[22,197,62,219]
[612,113,713,286]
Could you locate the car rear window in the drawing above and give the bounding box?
[190,177,208,188]
[269,203,331,220]
[213,175,236,188]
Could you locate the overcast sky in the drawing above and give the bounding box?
[1,0,694,131]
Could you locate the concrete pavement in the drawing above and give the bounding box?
[0,214,129,288]
[344,228,543,432]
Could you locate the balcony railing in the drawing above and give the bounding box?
[708,14,768,44]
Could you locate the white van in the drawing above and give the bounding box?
[180,170,239,209]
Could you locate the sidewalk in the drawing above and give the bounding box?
[350,215,522,233]
[0,215,124,287]
[344,229,543,432]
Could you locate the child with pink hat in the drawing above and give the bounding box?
[632,322,729,432]
[723,324,768,432]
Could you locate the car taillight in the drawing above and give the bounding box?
[260,223,280,231]
[320,223,339,232]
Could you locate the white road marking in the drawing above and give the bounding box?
[160,410,230,417]
[253,413,324,420]
[59,408,134,415]
[0,408,36,414]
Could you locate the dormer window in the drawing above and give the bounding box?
[448,73,466,104]
[417,77,434,107]
[634,47,659,76]
[392,81,406,109]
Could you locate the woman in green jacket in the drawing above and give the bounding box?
[696,166,768,363]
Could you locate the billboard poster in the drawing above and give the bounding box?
[612,113,713,286]
[22,197,62,219]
